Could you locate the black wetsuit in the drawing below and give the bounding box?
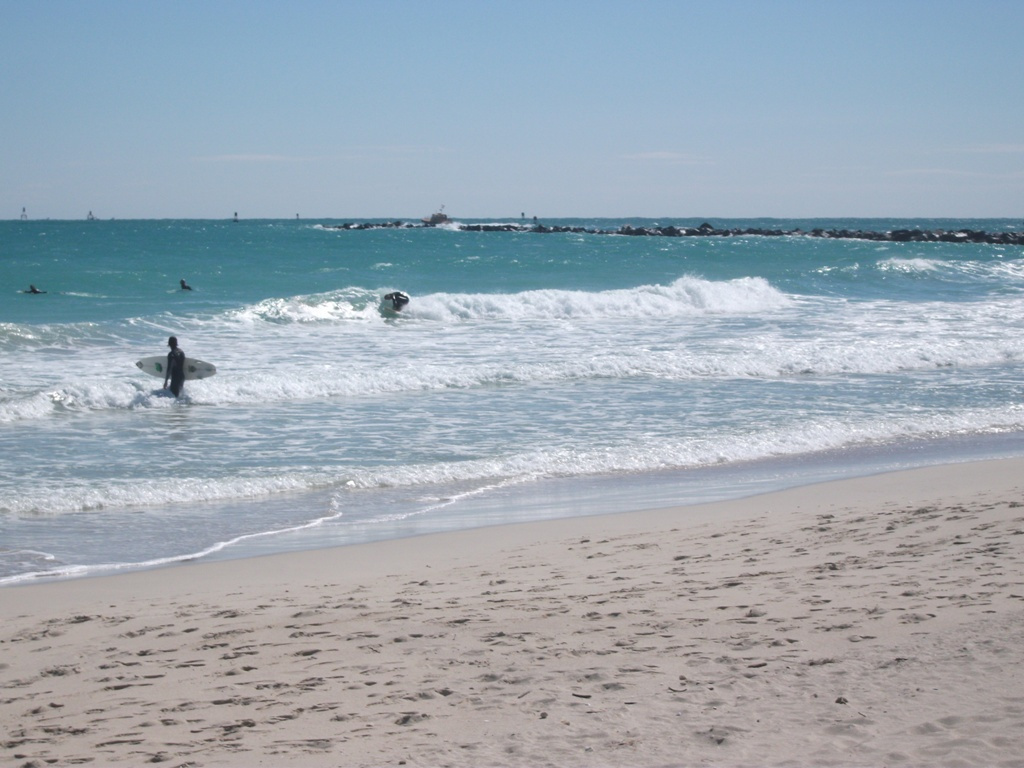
[167,347,186,396]
[384,291,410,311]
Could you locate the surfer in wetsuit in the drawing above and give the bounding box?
[23,284,46,294]
[163,336,186,397]
[384,291,410,311]
[180,278,192,290]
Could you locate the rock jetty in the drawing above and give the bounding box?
[322,220,1024,245]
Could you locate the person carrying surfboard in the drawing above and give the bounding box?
[163,336,187,397]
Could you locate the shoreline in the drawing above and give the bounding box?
[3,457,1023,766]
[9,430,1024,587]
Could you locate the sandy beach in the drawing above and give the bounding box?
[3,458,1023,767]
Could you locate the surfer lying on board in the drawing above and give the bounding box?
[164,336,187,397]
[384,291,410,311]
[23,284,46,294]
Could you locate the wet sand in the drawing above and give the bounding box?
[3,458,1023,767]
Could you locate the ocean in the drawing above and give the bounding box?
[3,216,1024,584]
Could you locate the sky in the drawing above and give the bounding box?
[2,0,1022,220]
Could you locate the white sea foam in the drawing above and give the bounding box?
[226,290,383,324]
[383,277,791,322]
[202,277,793,326]
[3,287,1023,424]
[5,219,1024,582]
[3,399,1022,519]
[875,254,1024,287]
[877,257,943,273]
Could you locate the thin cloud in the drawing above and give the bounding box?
[622,151,713,165]
[956,144,1024,154]
[194,145,452,164]
[885,167,1024,179]
[195,154,309,163]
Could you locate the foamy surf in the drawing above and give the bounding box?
[3,217,1024,582]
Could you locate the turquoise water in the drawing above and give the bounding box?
[3,217,1024,583]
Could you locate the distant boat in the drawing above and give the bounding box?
[421,205,450,225]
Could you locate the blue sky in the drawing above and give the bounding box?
[3,0,1022,220]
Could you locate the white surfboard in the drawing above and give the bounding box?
[135,356,218,381]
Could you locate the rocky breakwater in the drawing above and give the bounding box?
[613,222,1024,245]
[324,220,1024,244]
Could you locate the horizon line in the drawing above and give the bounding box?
[6,214,1023,223]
